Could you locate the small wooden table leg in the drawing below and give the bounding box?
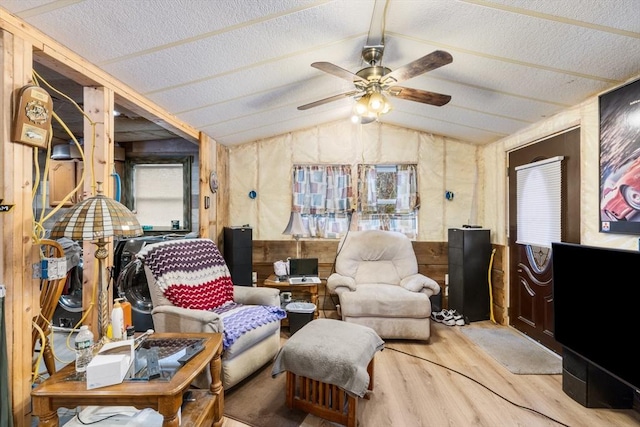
[286,372,295,408]
[209,336,224,427]
[365,358,375,399]
[157,396,181,427]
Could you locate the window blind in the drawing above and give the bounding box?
[515,156,564,247]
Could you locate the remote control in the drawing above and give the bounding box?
[177,344,205,365]
[146,347,161,379]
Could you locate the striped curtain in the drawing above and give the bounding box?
[396,164,418,213]
[292,165,352,214]
[358,164,418,213]
[356,164,419,238]
[291,165,352,238]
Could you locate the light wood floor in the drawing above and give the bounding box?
[36,322,640,427]
[224,321,640,427]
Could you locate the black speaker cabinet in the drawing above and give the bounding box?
[562,348,633,409]
[224,226,253,286]
[447,228,491,323]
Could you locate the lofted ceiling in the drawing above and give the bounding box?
[0,0,639,147]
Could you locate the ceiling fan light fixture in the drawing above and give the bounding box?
[368,92,386,113]
[360,115,377,125]
[355,95,370,115]
[381,100,392,114]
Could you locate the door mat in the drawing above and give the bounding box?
[461,326,562,375]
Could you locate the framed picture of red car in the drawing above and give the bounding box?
[599,77,640,234]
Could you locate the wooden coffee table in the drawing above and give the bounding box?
[31,332,223,427]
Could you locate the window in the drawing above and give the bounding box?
[291,165,353,239]
[357,164,419,238]
[124,156,192,231]
[288,163,419,240]
[515,156,563,247]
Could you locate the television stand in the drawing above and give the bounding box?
[562,348,634,409]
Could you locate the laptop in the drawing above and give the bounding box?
[288,258,321,284]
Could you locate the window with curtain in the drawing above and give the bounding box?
[291,165,353,239]
[357,164,419,238]
[516,156,563,247]
[124,156,192,231]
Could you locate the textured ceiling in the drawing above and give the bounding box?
[1,0,639,147]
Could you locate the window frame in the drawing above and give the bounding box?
[123,156,192,232]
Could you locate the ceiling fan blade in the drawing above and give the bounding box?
[387,86,451,107]
[380,50,453,85]
[297,90,362,110]
[311,62,369,85]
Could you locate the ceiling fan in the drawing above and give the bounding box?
[297,44,453,122]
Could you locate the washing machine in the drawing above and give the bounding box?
[114,235,187,332]
[113,236,165,332]
[52,238,84,330]
[52,259,84,330]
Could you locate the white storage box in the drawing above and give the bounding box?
[86,340,134,390]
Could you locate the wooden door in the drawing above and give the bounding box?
[508,128,580,354]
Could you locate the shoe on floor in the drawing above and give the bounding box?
[442,310,457,326]
[431,309,453,324]
[448,309,465,326]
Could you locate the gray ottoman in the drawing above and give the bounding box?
[271,319,384,427]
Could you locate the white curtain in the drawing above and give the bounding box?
[516,156,564,247]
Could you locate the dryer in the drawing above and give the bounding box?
[52,259,83,330]
[114,236,165,332]
[114,235,186,332]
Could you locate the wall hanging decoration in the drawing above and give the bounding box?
[12,85,53,148]
[209,171,219,193]
[599,78,640,235]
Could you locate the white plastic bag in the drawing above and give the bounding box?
[274,259,289,277]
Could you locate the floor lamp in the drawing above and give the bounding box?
[50,185,142,339]
[282,211,306,258]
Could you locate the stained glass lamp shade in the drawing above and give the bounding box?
[50,187,142,338]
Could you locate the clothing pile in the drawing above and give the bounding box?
[431,309,465,326]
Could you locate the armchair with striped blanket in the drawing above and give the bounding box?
[137,238,285,389]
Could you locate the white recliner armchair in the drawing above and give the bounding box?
[326,230,440,341]
[137,238,285,390]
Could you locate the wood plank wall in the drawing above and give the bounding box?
[251,240,506,324]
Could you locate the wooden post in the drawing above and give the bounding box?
[198,132,215,240]
[81,86,116,339]
[0,28,38,425]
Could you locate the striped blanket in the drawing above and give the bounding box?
[138,238,285,350]
[213,302,285,350]
[137,238,234,310]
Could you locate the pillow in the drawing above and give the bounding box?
[138,238,234,310]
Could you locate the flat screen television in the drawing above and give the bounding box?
[552,242,640,391]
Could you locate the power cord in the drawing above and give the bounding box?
[385,346,571,427]
[321,210,354,318]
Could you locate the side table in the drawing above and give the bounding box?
[31,332,223,427]
[262,274,320,327]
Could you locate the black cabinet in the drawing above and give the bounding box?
[223,226,252,286]
[448,228,491,323]
[562,348,633,408]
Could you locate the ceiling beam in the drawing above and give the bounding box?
[0,9,200,144]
